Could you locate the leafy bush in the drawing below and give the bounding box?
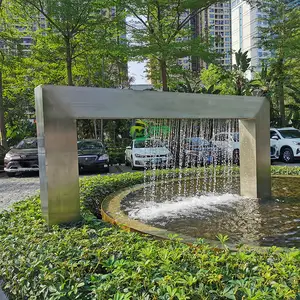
[0,166,299,299]
[107,147,126,165]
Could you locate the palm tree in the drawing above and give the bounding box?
[250,61,300,127]
[231,49,252,96]
[249,62,279,125]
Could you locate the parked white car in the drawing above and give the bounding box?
[270,127,300,163]
[125,139,172,169]
[210,132,240,164]
[211,132,279,164]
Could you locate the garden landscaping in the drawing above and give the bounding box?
[0,166,299,299]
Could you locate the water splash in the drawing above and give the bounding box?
[127,193,246,221]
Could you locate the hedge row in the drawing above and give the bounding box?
[0,166,299,299]
[107,147,126,165]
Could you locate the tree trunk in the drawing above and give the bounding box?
[277,58,285,127]
[278,81,285,127]
[0,71,7,148]
[65,38,73,86]
[160,59,168,91]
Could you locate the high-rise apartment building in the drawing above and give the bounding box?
[231,0,268,77]
[197,1,232,70]
[177,2,232,72]
[232,0,299,78]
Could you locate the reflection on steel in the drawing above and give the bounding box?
[35,85,270,225]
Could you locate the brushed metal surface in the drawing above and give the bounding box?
[239,99,271,198]
[40,85,265,119]
[35,85,271,225]
[35,87,80,225]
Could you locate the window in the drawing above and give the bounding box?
[134,139,164,148]
[278,129,300,139]
[232,133,239,142]
[16,138,37,149]
[78,140,104,150]
[270,130,280,139]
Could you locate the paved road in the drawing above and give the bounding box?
[0,165,134,212]
[273,161,300,167]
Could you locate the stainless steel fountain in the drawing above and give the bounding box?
[35,85,270,225]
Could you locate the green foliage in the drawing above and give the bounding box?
[257,0,300,126]
[233,49,251,74]
[120,0,227,90]
[107,147,126,165]
[200,64,235,95]
[0,166,300,299]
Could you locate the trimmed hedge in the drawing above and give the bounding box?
[0,166,299,299]
[107,147,126,165]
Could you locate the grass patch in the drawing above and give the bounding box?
[0,166,299,299]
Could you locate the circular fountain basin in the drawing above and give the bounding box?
[102,176,300,248]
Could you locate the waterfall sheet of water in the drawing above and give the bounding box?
[141,118,239,201]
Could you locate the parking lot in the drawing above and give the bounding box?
[0,165,134,212]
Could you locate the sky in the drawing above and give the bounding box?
[128,61,148,84]
[126,16,149,85]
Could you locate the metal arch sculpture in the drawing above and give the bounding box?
[35,85,270,225]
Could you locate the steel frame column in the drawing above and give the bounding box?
[35,85,271,225]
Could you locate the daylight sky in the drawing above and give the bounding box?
[126,16,149,85]
[128,61,148,84]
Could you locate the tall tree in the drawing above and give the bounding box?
[0,0,24,147]
[15,0,110,86]
[257,0,300,126]
[117,0,260,91]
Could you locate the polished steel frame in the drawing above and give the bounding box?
[35,85,270,225]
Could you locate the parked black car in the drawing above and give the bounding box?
[77,140,109,173]
[4,138,38,176]
[0,144,8,169]
[4,138,109,176]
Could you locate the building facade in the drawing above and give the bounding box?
[231,0,299,78]
[231,0,268,77]
[176,2,232,72]
[198,1,232,70]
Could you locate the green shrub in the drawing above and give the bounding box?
[0,166,299,299]
[107,147,126,165]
